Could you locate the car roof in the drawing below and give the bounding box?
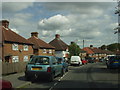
[32,55,53,58]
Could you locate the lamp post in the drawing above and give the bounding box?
[114,0,120,51]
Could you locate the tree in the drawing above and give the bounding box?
[107,43,120,51]
[100,45,107,50]
[68,42,81,57]
[100,43,120,52]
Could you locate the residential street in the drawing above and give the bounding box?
[21,62,119,89]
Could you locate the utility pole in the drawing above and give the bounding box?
[83,40,84,49]
[114,0,120,51]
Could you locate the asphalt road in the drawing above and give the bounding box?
[24,62,120,89]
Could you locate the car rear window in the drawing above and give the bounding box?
[109,56,120,62]
[29,56,49,65]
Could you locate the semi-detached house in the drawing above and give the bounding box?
[28,32,55,56]
[0,20,33,63]
[49,34,69,58]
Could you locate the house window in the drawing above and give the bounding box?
[12,56,19,62]
[12,44,18,50]
[23,45,28,51]
[43,49,46,53]
[24,56,28,62]
[49,49,52,53]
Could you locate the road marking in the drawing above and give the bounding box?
[49,72,68,90]
[16,82,31,88]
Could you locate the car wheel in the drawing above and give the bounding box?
[107,65,110,69]
[66,68,69,72]
[60,69,64,77]
[25,74,30,81]
[49,74,54,82]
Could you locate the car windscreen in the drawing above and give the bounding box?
[29,56,49,65]
[109,56,120,62]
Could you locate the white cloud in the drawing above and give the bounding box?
[38,14,70,31]
[2,2,33,13]
[2,2,117,47]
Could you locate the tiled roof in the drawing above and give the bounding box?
[91,48,105,54]
[114,51,120,55]
[28,36,55,49]
[102,50,114,55]
[83,47,94,54]
[49,38,68,51]
[1,26,33,45]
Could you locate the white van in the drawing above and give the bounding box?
[70,56,82,66]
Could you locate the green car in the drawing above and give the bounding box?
[25,55,64,82]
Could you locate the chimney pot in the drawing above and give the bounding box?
[71,42,75,44]
[55,34,60,39]
[31,32,38,37]
[0,20,9,28]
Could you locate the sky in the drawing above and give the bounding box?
[1,1,119,48]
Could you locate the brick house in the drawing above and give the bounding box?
[49,34,69,58]
[28,32,55,56]
[0,20,33,63]
[83,45,114,60]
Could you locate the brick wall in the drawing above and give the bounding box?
[3,43,33,63]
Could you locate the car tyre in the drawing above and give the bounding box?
[60,69,64,77]
[107,65,111,69]
[49,74,54,82]
[25,74,30,81]
[66,68,69,72]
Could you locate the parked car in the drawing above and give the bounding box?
[0,79,12,89]
[56,57,69,73]
[106,56,120,69]
[70,56,82,66]
[25,55,64,82]
[87,57,94,63]
[81,58,88,65]
[99,57,104,62]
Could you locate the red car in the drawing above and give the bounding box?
[0,79,12,89]
[81,58,88,65]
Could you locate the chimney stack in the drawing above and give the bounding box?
[55,34,60,39]
[0,20,9,28]
[71,42,75,44]
[90,45,93,49]
[31,32,38,38]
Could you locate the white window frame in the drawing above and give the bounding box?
[23,45,28,51]
[49,49,52,53]
[12,44,18,50]
[43,49,47,53]
[24,56,29,62]
[12,56,19,62]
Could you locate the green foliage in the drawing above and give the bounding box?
[107,43,120,51]
[100,43,120,52]
[100,45,107,50]
[68,42,81,57]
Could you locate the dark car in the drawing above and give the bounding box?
[106,56,120,69]
[0,79,12,89]
[56,57,69,73]
[86,57,94,63]
[25,55,64,82]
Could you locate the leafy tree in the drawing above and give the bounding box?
[100,43,120,52]
[100,45,107,50]
[68,42,81,57]
[107,43,120,51]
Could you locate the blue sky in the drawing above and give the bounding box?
[2,1,119,48]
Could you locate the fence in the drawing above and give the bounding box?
[2,62,27,75]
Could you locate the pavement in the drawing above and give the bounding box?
[2,72,31,88]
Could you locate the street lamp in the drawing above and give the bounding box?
[114,1,120,51]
